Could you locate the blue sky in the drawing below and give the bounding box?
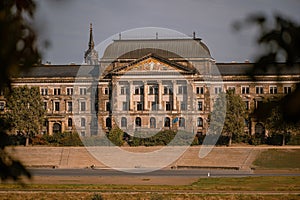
[36,0,300,64]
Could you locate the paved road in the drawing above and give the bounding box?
[29,168,300,178]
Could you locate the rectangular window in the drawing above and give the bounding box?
[196,87,204,94]
[66,87,73,95]
[134,86,144,95]
[164,86,173,95]
[178,85,187,94]
[256,86,264,94]
[241,86,250,94]
[104,87,109,95]
[54,102,60,111]
[80,88,87,95]
[106,102,111,111]
[166,101,172,111]
[284,86,292,94]
[41,88,48,95]
[68,118,72,127]
[198,101,203,111]
[81,131,86,136]
[81,118,86,127]
[122,102,128,111]
[269,86,278,94]
[80,101,86,112]
[149,85,158,95]
[214,87,222,94]
[0,101,5,111]
[54,88,61,95]
[151,102,158,111]
[180,102,187,111]
[67,102,72,112]
[137,102,143,111]
[120,87,129,95]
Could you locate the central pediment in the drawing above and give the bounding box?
[111,53,195,74]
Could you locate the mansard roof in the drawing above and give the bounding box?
[102,38,212,60]
[13,62,300,79]
[16,64,100,78]
[216,63,300,76]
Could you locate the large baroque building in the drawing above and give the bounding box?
[1,24,300,137]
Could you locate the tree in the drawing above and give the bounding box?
[234,14,300,123]
[0,0,42,89]
[210,90,247,146]
[5,86,45,146]
[207,92,226,145]
[222,90,248,145]
[107,126,124,146]
[0,0,42,182]
[265,104,298,146]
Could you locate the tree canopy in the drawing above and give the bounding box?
[5,86,45,146]
[0,0,42,182]
[234,13,300,123]
[265,103,299,145]
[222,90,248,145]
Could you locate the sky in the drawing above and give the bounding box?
[35,0,300,64]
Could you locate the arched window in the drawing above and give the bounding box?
[106,117,112,128]
[179,117,185,127]
[81,118,86,127]
[68,118,72,127]
[135,117,141,127]
[255,123,265,136]
[121,117,127,128]
[197,117,203,127]
[53,123,61,133]
[150,117,156,128]
[164,117,170,127]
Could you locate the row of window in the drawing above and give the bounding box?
[214,86,292,95]
[44,116,204,131]
[66,117,98,128]
[114,101,204,111]
[40,85,292,97]
[41,87,88,96]
[110,117,205,128]
[44,101,86,112]
[127,85,291,95]
[120,85,188,95]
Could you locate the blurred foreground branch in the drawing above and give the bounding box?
[234,13,300,123]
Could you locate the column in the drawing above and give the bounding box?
[158,81,163,110]
[144,81,148,110]
[172,81,177,110]
[129,81,134,111]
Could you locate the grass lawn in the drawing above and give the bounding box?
[0,176,299,199]
[253,149,300,169]
[1,193,299,200]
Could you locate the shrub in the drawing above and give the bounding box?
[42,132,83,146]
[31,134,48,145]
[128,130,196,146]
[91,193,103,200]
[287,134,300,145]
[107,126,124,146]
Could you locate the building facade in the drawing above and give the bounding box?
[1,25,299,137]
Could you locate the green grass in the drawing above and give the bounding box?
[0,193,299,200]
[253,149,300,169]
[1,176,299,199]
[1,176,300,191]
